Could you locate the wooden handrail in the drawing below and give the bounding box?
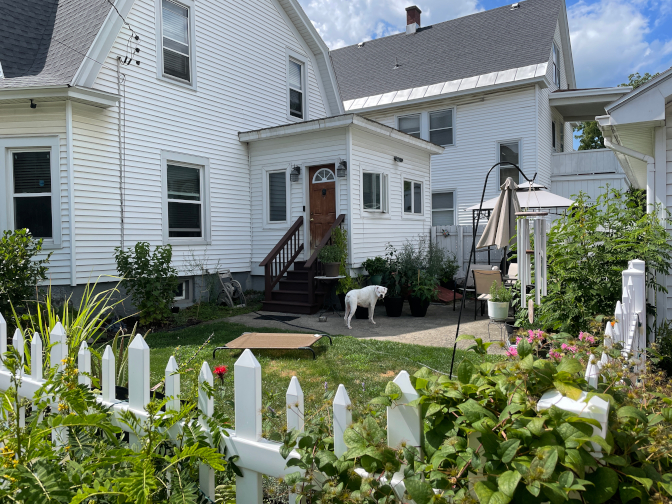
[260,216,304,267]
[304,214,346,269]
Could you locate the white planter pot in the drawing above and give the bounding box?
[487,301,509,322]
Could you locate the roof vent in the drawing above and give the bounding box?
[393,57,401,69]
[358,42,365,48]
[511,2,520,9]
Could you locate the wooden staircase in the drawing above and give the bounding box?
[261,214,345,314]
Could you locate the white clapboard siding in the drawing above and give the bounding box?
[666,104,672,319]
[0,102,71,284]
[349,128,432,267]
[248,128,348,274]
[362,86,538,226]
[73,0,330,277]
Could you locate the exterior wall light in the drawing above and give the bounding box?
[394,156,403,162]
[290,166,301,182]
[337,160,347,177]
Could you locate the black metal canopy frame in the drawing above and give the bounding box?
[448,162,536,377]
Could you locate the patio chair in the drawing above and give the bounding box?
[504,263,518,287]
[453,264,499,311]
[472,269,503,319]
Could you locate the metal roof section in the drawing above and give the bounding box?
[343,62,549,113]
[548,86,632,122]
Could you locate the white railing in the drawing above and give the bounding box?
[0,312,422,503]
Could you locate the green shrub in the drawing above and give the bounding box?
[361,256,387,277]
[0,229,51,318]
[409,270,439,303]
[651,320,672,376]
[114,242,179,326]
[540,188,672,333]
[318,244,342,263]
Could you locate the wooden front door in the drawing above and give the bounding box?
[309,165,337,251]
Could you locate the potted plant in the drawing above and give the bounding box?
[381,245,404,317]
[439,253,459,290]
[487,282,512,322]
[318,245,342,277]
[408,270,438,317]
[361,256,387,286]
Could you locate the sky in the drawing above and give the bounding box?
[296,0,672,88]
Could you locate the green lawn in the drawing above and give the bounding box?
[145,320,502,435]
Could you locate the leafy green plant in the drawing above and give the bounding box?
[409,270,438,303]
[336,274,361,296]
[0,229,51,320]
[440,252,459,284]
[489,282,512,303]
[362,256,387,277]
[114,242,179,326]
[651,319,672,377]
[540,188,672,333]
[318,244,342,263]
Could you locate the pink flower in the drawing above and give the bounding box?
[516,337,522,344]
[506,347,518,357]
[549,349,562,361]
[561,343,569,350]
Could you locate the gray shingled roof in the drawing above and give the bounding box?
[0,0,111,88]
[331,0,562,102]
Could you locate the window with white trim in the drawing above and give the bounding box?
[552,42,561,87]
[161,0,192,82]
[268,171,287,222]
[398,114,421,138]
[432,192,455,226]
[288,59,304,119]
[167,163,203,237]
[12,150,53,238]
[560,123,565,152]
[363,172,388,212]
[498,141,520,185]
[403,180,423,214]
[552,121,556,151]
[174,279,190,300]
[429,109,454,146]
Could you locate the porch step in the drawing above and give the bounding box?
[260,300,321,315]
[286,270,310,281]
[271,290,311,303]
[279,279,309,291]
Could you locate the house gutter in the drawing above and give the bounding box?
[602,137,655,212]
[65,100,77,286]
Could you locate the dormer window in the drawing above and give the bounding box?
[552,42,561,87]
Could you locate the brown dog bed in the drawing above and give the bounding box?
[212,332,332,359]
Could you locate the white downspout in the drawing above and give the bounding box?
[65,100,77,287]
[603,137,655,213]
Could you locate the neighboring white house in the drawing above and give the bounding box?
[0,0,444,313]
[596,67,672,324]
[330,0,630,225]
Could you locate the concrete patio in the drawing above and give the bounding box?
[227,300,510,355]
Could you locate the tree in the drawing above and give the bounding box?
[573,71,660,150]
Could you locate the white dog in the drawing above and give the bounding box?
[344,285,388,329]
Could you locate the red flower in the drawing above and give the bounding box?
[214,365,227,382]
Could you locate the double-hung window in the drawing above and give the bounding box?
[404,180,422,215]
[552,42,561,87]
[498,141,520,185]
[552,121,556,152]
[167,164,202,237]
[363,172,388,212]
[268,171,287,222]
[161,0,192,82]
[432,192,455,226]
[429,110,454,146]
[398,114,421,138]
[12,151,53,239]
[288,59,304,119]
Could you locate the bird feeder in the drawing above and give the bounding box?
[516,211,548,308]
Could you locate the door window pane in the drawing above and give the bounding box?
[167,163,202,237]
[12,151,53,238]
[269,171,287,221]
[429,110,454,146]
[363,172,381,210]
[499,142,520,184]
[398,115,420,138]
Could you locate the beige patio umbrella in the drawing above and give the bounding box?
[476,177,521,250]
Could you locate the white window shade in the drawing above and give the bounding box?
[289,60,302,90]
[398,115,420,138]
[162,0,190,82]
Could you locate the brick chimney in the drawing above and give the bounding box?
[406,6,421,34]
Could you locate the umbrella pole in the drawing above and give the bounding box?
[448,163,536,377]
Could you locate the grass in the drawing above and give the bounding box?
[170,292,263,327]
[145,319,502,434]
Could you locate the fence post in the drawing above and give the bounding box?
[77,341,91,387]
[128,334,150,448]
[387,371,421,451]
[12,329,24,368]
[0,312,6,370]
[102,346,116,402]
[32,333,43,381]
[198,362,216,500]
[50,323,68,447]
[165,356,180,411]
[234,349,263,504]
[287,376,305,504]
[333,384,352,458]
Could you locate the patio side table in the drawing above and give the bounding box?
[315,275,345,320]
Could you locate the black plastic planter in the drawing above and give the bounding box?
[355,306,369,319]
[384,297,404,317]
[409,296,430,317]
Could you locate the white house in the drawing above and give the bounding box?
[596,67,672,324]
[0,0,444,314]
[330,0,631,225]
